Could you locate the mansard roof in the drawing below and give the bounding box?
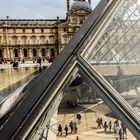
[0,19,66,26]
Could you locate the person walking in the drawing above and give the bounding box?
[100,117,103,128]
[76,136,79,140]
[74,124,78,134]
[103,121,108,132]
[64,125,68,137]
[38,57,41,66]
[96,117,100,129]
[113,123,117,133]
[57,124,62,136]
[69,121,74,133]
[122,125,127,139]
[108,121,112,131]
[119,128,122,140]
[77,114,81,124]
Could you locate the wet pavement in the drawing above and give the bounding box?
[0,62,51,102]
[0,67,39,96]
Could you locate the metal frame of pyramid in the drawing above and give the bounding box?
[0,0,140,139]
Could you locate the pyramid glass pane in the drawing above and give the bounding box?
[57,77,136,139]
[1,0,140,139]
[81,0,140,116]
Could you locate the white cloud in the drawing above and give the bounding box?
[0,0,101,19]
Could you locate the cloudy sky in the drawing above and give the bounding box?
[0,0,101,19]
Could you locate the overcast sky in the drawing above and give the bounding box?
[0,0,101,19]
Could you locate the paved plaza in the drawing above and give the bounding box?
[56,106,136,140]
[0,63,139,140]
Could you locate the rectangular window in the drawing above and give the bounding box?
[41,29,44,33]
[64,28,66,32]
[32,29,35,33]
[23,29,25,33]
[13,29,16,34]
[50,29,53,33]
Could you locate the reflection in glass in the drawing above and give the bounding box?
[81,0,140,115]
[0,67,40,98]
[57,74,136,139]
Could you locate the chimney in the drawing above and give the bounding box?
[88,0,91,5]
[67,0,70,12]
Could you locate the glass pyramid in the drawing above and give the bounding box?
[0,0,140,139]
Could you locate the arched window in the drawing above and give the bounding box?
[12,36,18,45]
[49,36,54,44]
[40,36,45,44]
[23,49,28,57]
[33,49,37,57]
[0,49,3,58]
[14,49,18,57]
[50,48,55,57]
[31,36,36,45]
[41,48,46,56]
[21,36,27,44]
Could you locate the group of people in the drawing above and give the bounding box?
[57,124,68,136]
[57,121,78,137]
[33,57,45,65]
[96,117,112,132]
[96,117,127,139]
[57,114,82,138]
[0,58,8,64]
[0,57,46,65]
[115,120,127,140]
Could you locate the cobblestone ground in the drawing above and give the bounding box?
[56,109,136,140]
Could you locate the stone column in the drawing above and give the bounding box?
[46,48,50,59]
[3,48,7,58]
[57,28,61,55]
[3,27,10,59]
[9,48,12,60]
[29,48,32,59]
[19,48,23,59]
[37,48,40,57]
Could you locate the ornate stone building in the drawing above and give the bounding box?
[0,0,92,62]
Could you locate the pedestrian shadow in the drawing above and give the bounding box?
[97,131,105,134]
[105,131,114,134]
[57,135,67,137]
[90,126,98,129]
[57,132,78,137]
[97,131,114,134]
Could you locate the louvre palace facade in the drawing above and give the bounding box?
[0,0,92,62]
